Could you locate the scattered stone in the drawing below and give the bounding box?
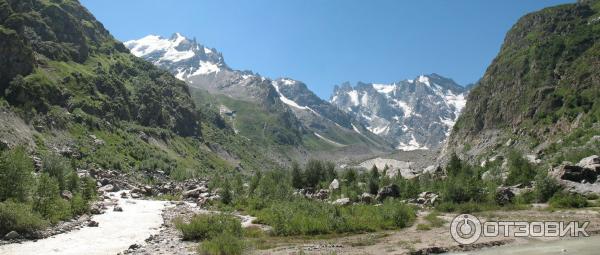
[98,184,115,193]
[130,192,141,199]
[376,184,400,201]
[332,197,351,206]
[360,192,375,204]
[577,155,600,171]
[313,189,329,200]
[495,187,515,205]
[552,164,597,183]
[416,191,439,206]
[4,231,20,240]
[61,190,73,200]
[88,221,99,227]
[121,192,128,199]
[114,206,123,212]
[329,179,340,190]
[128,243,141,250]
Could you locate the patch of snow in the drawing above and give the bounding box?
[125,33,195,63]
[351,123,362,134]
[367,124,389,135]
[417,75,431,86]
[445,92,467,118]
[395,100,413,118]
[192,61,220,75]
[0,191,169,255]
[360,93,369,106]
[372,83,396,94]
[397,134,428,151]
[279,78,296,86]
[348,90,359,106]
[204,47,213,54]
[314,132,344,147]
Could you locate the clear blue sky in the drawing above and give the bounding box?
[81,0,573,99]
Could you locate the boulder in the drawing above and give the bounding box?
[329,179,340,190]
[88,220,99,227]
[313,189,329,200]
[90,204,102,214]
[495,187,515,206]
[577,155,600,171]
[130,192,141,199]
[332,197,351,206]
[552,164,597,183]
[182,187,202,199]
[4,231,20,240]
[61,190,73,200]
[360,193,375,204]
[113,206,123,212]
[120,192,128,198]
[98,184,115,193]
[416,191,439,206]
[376,184,400,201]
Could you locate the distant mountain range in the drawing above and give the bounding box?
[125,34,469,153]
[125,34,392,161]
[331,74,468,150]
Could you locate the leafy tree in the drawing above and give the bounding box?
[221,180,232,205]
[81,176,97,201]
[344,168,358,187]
[291,162,304,189]
[446,153,462,177]
[33,174,71,222]
[0,147,34,202]
[42,153,72,191]
[304,159,324,188]
[534,171,561,202]
[505,151,536,185]
[324,161,337,182]
[368,165,380,195]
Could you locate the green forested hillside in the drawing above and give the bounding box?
[446,0,600,164]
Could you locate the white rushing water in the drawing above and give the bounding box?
[0,192,169,255]
[447,236,600,255]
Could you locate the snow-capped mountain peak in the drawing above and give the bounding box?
[124,33,226,80]
[330,74,469,151]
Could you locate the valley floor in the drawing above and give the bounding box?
[3,197,600,255]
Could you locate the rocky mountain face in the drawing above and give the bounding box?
[331,74,467,150]
[0,0,282,177]
[445,0,600,164]
[126,34,392,158]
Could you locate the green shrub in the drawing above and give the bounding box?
[505,151,537,186]
[42,153,72,191]
[534,172,561,202]
[33,174,72,223]
[0,201,47,236]
[198,232,245,255]
[254,198,415,236]
[549,192,588,209]
[0,147,35,202]
[175,214,242,241]
[70,193,88,215]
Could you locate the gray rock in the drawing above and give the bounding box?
[376,184,400,201]
[495,187,515,206]
[332,197,351,206]
[114,206,123,212]
[4,231,20,240]
[88,220,99,227]
[98,184,115,193]
[360,193,375,204]
[329,179,340,190]
[313,189,329,200]
[61,190,73,200]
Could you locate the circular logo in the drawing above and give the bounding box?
[450,214,482,244]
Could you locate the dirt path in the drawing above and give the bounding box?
[252,207,600,254]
